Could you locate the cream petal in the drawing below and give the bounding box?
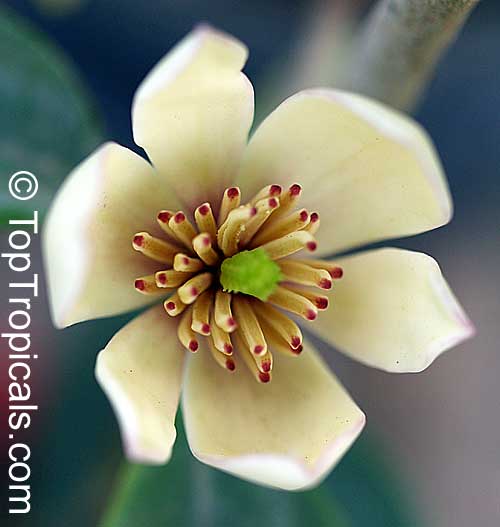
[237,89,452,255]
[310,248,474,373]
[132,25,254,210]
[182,339,365,490]
[43,142,180,328]
[95,305,185,464]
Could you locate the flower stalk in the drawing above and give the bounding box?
[344,0,480,111]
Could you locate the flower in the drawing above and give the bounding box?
[43,26,474,491]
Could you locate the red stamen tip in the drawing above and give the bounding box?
[166,301,176,311]
[306,241,317,252]
[189,340,198,352]
[158,273,167,285]
[227,187,239,199]
[268,197,279,208]
[262,360,271,373]
[291,344,303,355]
[290,183,301,196]
[330,267,343,279]
[198,203,210,216]
[316,297,328,309]
[310,212,319,223]
[174,212,185,223]
[306,309,317,321]
[224,343,233,355]
[291,336,301,349]
[226,358,236,371]
[201,323,211,335]
[134,279,145,291]
[254,345,264,355]
[227,317,236,328]
[270,184,282,196]
[202,235,211,247]
[250,206,258,217]
[133,235,144,247]
[191,287,198,297]
[319,278,332,290]
[259,371,271,383]
[157,211,172,223]
[299,210,309,222]
[182,256,190,265]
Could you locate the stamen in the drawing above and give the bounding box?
[260,230,317,260]
[233,331,270,383]
[177,272,213,304]
[173,253,204,273]
[214,289,237,332]
[232,296,267,355]
[267,285,318,321]
[132,232,178,264]
[193,233,219,266]
[282,285,329,310]
[219,206,255,256]
[191,290,213,336]
[218,187,241,225]
[252,301,303,349]
[237,328,273,373]
[303,212,320,235]
[168,211,197,250]
[155,269,193,288]
[250,208,309,247]
[177,307,199,352]
[133,275,163,295]
[238,197,280,247]
[256,314,303,356]
[294,259,343,279]
[210,312,233,355]
[157,210,179,241]
[208,336,236,372]
[264,183,302,226]
[248,184,282,205]
[163,292,187,316]
[195,202,217,240]
[278,260,332,289]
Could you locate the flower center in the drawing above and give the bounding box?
[132,184,343,383]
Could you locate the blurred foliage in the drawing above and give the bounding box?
[99,421,416,527]
[0,5,103,225]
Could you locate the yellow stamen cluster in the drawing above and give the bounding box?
[132,184,343,383]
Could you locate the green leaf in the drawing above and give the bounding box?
[100,424,351,527]
[220,248,282,301]
[0,5,104,225]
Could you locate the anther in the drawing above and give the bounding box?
[177,272,213,304]
[252,301,303,349]
[133,275,163,294]
[232,297,267,355]
[173,253,204,273]
[155,269,193,289]
[267,285,318,321]
[260,230,317,260]
[251,208,310,247]
[168,211,197,250]
[278,260,332,289]
[218,187,241,225]
[214,290,237,332]
[193,233,219,266]
[163,292,187,316]
[191,290,213,336]
[238,197,280,247]
[195,202,217,240]
[177,307,199,353]
[132,232,179,264]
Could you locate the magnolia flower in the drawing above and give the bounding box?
[43,26,474,491]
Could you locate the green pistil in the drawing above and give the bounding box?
[220,248,282,301]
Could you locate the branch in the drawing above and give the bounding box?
[344,0,480,111]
